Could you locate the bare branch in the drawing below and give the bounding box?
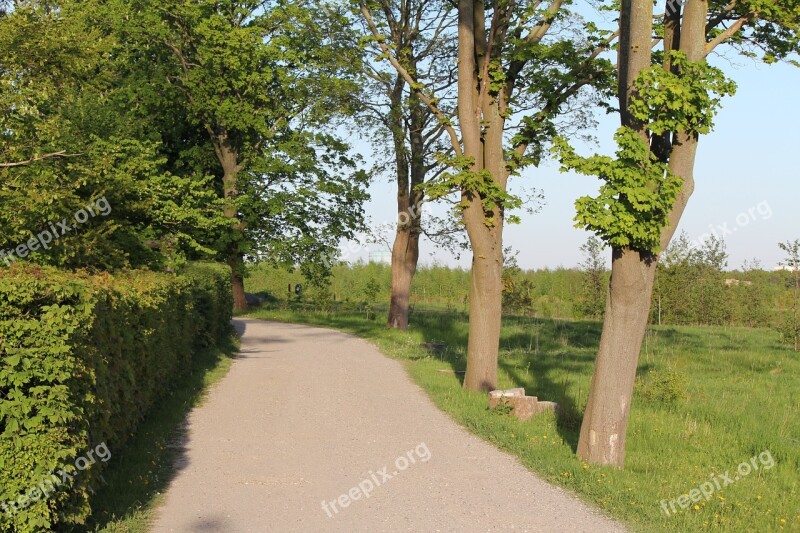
[414,7,456,60]
[164,40,201,74]
[359,1,462,156]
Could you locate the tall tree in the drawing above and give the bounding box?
[363,0,615,390]
[357,0,457,329]
[558,0,799,466]
[0,0,222,270]
[139,0,369,310]
[653,232,730,325]
[579,236,607,319]
[778,239,800,351]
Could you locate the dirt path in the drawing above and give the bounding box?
[150,318,627,532]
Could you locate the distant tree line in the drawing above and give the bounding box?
[247,244,797,336]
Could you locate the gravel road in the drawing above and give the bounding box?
[150,318,627,533]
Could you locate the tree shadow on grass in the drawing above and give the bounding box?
[495,318,598,450]
[408,310,470,379]
[403,314,602,449]
[494,317,651,451]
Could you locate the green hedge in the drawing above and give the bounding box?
[0,263,232,532]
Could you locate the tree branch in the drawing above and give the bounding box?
[525,0,563,44]
[506,0,565,94]
[359,1,462,156]
[705,12,755,55]
[415,7,455,60]
[513,30,619,157]
[0,151,82,168]
[706,1,738,33]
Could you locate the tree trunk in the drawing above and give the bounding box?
[456,0,509,391]
[577,0,709,466]
[386,74,412,329]
[577,0,653,466]
[388,225,420,329]
[464,98,508,392]
[463,222,504,391]
[388,136,423,329]
[661,0,706,246]
[651,0,681,161]
[228,254,247,311]
[386,75,426,329]
[577,247,656,465]
[616,0,653,135]
[213,129,247,312]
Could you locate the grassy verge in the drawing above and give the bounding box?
[68,334,239,533]
[242,306,799,533]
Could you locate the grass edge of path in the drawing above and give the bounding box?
[74,332,240,533]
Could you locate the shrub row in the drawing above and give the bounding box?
[0,263,232,532]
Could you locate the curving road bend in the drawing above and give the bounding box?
[150,318,627,533]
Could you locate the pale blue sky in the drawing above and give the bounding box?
[345,56,799,272]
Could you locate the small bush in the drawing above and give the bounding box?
[634,370,688,404]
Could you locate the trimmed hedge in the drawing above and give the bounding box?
[0,263,232,532]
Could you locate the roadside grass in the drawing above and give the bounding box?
[69,333,239,533]
[242,306,800,533]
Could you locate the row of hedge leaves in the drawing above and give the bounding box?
[0,262,232,532]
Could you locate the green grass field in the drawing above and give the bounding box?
[242,305,800,532]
